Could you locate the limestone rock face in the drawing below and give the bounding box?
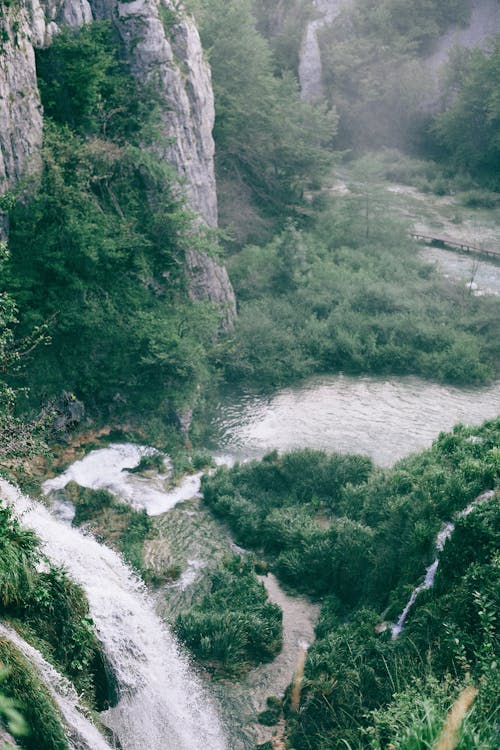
[185,247,236,330]
[0,0,91,199]
[0,0,235,322]
[93,0,218,228]
[0,1,43,194]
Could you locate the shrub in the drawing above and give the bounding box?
[175,556,282,673]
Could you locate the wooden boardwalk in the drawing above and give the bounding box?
[410,232,500,260]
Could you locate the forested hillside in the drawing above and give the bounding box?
[0,0,499,749]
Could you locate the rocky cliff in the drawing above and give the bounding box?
[0,0,235,322]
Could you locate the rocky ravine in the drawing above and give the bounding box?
[0,0,235,322]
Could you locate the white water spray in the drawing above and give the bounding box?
[299,1,345,101]
[0,623,112,750]
[391,490,495,639]
[0,479,227,750]
[43,443,234,516]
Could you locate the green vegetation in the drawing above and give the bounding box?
[253,0,314,74]
[174,555,282,674]
[217,201,500,388]
[0,242,50,469]
[62,482,156,580]
[431,40,500,190]
[4,22,219,418]
[187,0,335,242]
[202,448,373,600]
[202,419,499,748]
[0,499,110,746]
[0,639,67,750]
[315,0,470,152]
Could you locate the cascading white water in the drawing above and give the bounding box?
[0,623,112,750]
[391,489,495,639]
[43,443,234,516]
[299,1,345,101]
[0,479,227,750]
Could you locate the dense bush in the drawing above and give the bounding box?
[203,419,499,748]
[431,40,500,189]
[202,448,374,600]
[218,208,500,388]
[175,555,282,673]
[0,639,68,750]
[186,0,334,240]
[5,22,219,416]
[314,0,470,152]
[0,499,108,709]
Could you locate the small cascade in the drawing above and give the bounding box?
[43,443,235,516]
[0,623,112,750]
[391,490,495,639]
[0,479,227,750]
[298,1,345,101]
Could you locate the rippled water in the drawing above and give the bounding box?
[209,375,500,466]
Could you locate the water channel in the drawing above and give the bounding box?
[17,252,500,750]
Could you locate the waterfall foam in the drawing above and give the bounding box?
[0,623,112,750]
[43,443,235,516]
[298,1,345,101]
[391,489,495,639]
[0,479,227,750]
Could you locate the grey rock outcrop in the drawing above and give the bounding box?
[0,0,235,323]
[299,0,347,101]
[0,1,43,194]
[185,247,236,329]
[93,0,218,228]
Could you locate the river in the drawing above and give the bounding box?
[208,373,500,467]
[12,252,500,750]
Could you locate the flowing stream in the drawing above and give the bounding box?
[43,443,231,516]
[0,623,113,750]
[391,489,495,638]
[299,1,344,101]
[0,479,227,750]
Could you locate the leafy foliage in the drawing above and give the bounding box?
[0,639,67,750]
[202,448,374,601]
[5,22,219,416]
[35,23,160,142]
[187,0,335,236]
[0,243,50,466]
[202,419,499,747]
[0,500,109,709]
[218,202,500,388]
[431,40,500,189]
[175,555,282,673]
[315,0,470,152]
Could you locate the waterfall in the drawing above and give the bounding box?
[298,1,345,101]
[391,490,495,639]
[0,623,112,750]
[43,443,234,516]
[0,479,227,750]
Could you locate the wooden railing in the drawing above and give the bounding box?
[410,232,500,260]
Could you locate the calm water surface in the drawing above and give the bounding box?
[210,374,500,466]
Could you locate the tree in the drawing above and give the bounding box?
[0,242,49,463]
[431,40,500,187]
[189,0,335,219]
